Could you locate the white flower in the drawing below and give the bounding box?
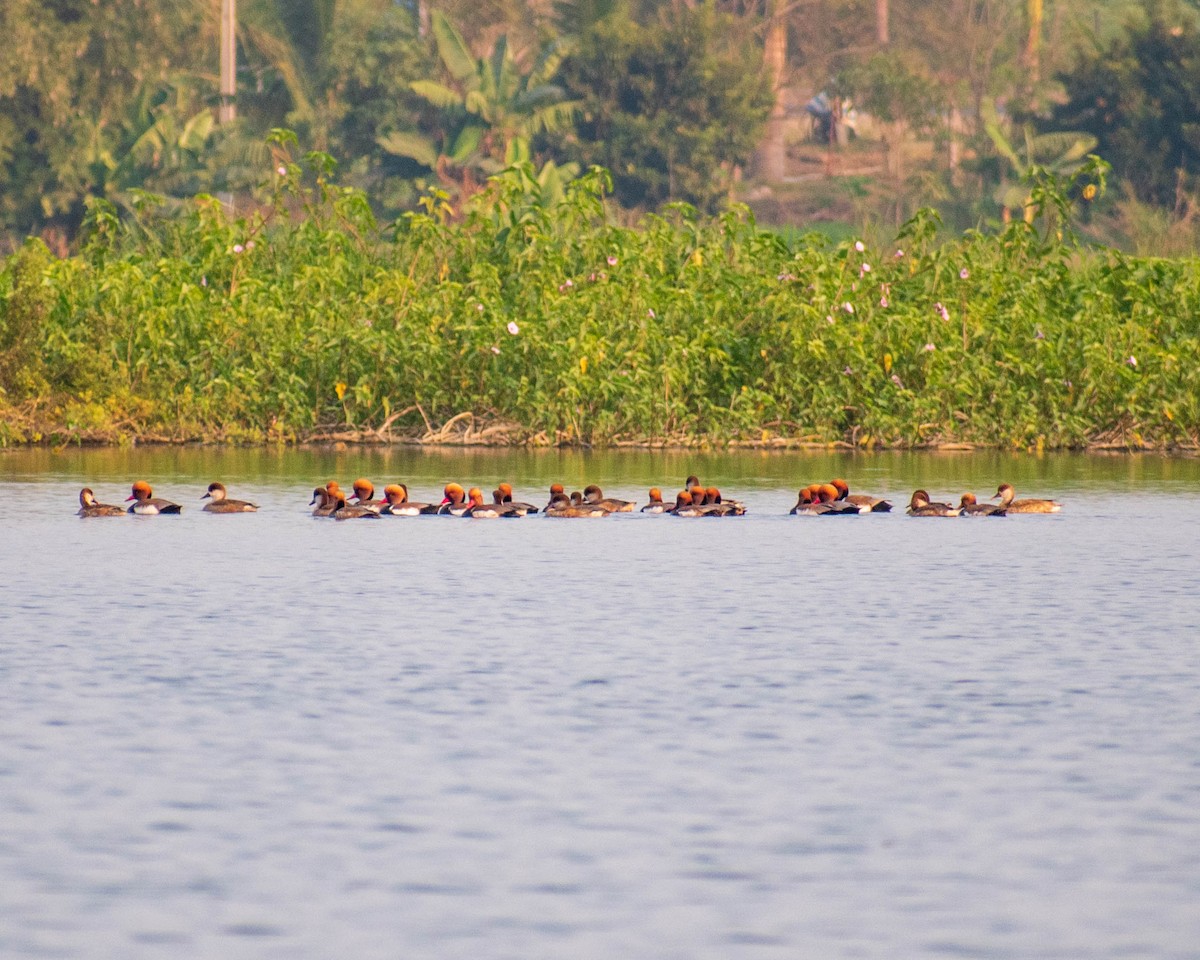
[476,303,484,312]
[507,321,519,336]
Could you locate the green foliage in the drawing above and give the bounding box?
[556,1,773,212]
[1,150,1197,450]
[378,11,579,199]
[1050,0,1200,205]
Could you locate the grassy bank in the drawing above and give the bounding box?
[2,153,1199,450]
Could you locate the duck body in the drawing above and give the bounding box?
[495,483,539,515]
[672,491,717,517]
[582,484,635,513]
[201,482,258,513]
[959,493,1006,517]
[332,495,381,520]
[830,479,892,513]
[126,481,182,515]
[641,488,675,514]
[461,488,520,518]
[994,483,1062,513]
[78,488,126,517]
[379,484,434,516]
[907,490,960,517]
[545,493,610,518]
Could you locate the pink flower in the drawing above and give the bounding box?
[607,256,618,266]
[232,244,244,254]
[648,309,656,319]
[894,249,904,259]
[854,240,865,253]
[1126,355,1137,368]
[476,303,484,312]
[934,302,950,322]
[860,263,872,275]
[276,165,287,176]
[923,342,936,352]
[507,321,519,335]
[879,297,889,308]
[959,268,970,280]
[842,302,854,314]
[491,345,501,355]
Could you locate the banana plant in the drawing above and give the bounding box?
[982,99,1097,223]
[377,11,579,198]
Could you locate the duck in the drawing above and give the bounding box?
[545,492,610,517]
[672,490,714,517]
[437,483,472,516]
[641,487,674,513]
[310,485,338,517]
[379,483,435,516]
[789,485,827,515]
[959,492,1006,517]
[829,478,892,513]
[993,483,1062,513]
[700,486,746,516]
[545,483,566,511]
[907,489,960,517]
[463,487,520,518]
[495,482,539,515]
[201,482,258,513]
[583,484,635,512]
[125,481,182,515]
[349,478,384,512]
[78,488,126,517]
[814,484,861,515]
[332,495,381,520]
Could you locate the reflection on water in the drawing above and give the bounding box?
[2,448,1200,959]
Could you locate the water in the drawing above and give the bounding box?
[3,448,1200,959]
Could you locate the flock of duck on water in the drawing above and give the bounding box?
[77,477,1063,518]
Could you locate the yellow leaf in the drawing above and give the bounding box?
[579,356,588,375]
[1165,406,1174,421]
[883,353,893,374]
[439,261,449,281]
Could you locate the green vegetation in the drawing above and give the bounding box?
[2,148,1197,451]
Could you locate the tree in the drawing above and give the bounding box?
[1049,1,1200,206]
[556,1,772,210]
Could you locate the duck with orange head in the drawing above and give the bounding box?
[126,481,182,515]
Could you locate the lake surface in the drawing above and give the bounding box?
[3,447,1200,959]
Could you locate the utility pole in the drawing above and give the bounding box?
[219,0,237,124]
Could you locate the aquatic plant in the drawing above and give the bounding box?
[2,150,1197,450]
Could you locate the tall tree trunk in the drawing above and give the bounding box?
[876,0,889,45]
[755,0,788,181]
[1026,0,1042,86]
